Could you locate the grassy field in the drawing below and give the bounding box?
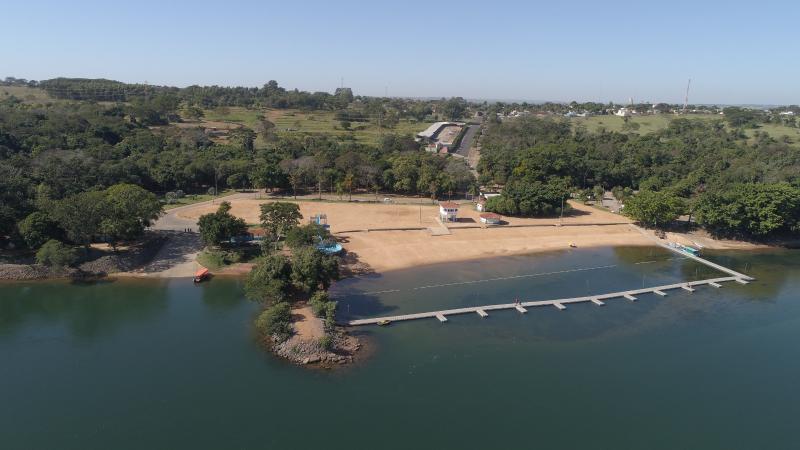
[162,190,235,210]
[0,86,57,104]
[199,107,431,146]
[745,122,800,144]
[572,114,719,134]
[572,113,800,145]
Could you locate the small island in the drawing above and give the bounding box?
[196,200,360,367]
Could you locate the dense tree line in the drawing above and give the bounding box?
[478,116,800,239]
[34,78,347,110]
[0,94,475,246]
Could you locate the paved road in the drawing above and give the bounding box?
[152,192,256,231]
[453,124,481,158]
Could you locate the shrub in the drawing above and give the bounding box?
[318,335,333,350]
[35,239,78,267]
[309,291,330,317]
[197,248,246,270]
[323,301,337,329]
[255,302,293,342]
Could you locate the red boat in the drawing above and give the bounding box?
[193,267,209,283]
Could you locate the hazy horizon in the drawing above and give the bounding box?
[3,0,799,105]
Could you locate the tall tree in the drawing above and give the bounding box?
[197,201,247,246]
[259,202,302,242]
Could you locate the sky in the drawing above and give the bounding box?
[2,0,798,104]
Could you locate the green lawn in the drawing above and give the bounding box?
[572,113,800,145]
[198,107,431,146]
[744,122,800,145]
[162,190,235,210]
[572,114,721,134]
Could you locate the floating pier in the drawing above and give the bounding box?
[658,242,754,281]
[347,276,745,326]
[348,243,755,327]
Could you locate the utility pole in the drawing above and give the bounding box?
[213,167,218,204]
[683,78,691,113]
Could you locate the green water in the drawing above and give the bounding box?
[1,247,799,449]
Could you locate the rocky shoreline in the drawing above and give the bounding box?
[0,232,167,281]
[269,328,362,368]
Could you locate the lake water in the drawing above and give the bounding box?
[1,246,799,449]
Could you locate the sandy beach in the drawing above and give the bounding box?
[175,198,649,273]
[127,195,766,278]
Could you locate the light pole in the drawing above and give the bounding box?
[213,167,218,204]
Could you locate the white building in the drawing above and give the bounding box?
[615,108,632,117]
[479,213,501,225]
[476,197,487,212]
[439,201,459,222]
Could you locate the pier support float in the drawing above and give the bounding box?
[554,302,566,310]
[624,294,637,301]
[515,305,528,314]
[476,309,488,318]
[653,290,667,297]
[709,282,722,288]
[681,284,695,293]
[736,278,750,285]
[591,298,605,306]
[436,314,448,323]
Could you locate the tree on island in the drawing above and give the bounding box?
[290,246,339,293]
[197,201,248,246]
[244,253,291,304]
[285,223,330,249]
[623,190,684,228]
[259,202,302,242]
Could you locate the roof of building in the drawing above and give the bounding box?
[480,213,501,219]
[250,227,268,236]
[439,202,459,209]
[416,121,466,139]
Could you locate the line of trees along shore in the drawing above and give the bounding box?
[478,116,800,240]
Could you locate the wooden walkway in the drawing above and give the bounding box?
[347,276,745,326]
